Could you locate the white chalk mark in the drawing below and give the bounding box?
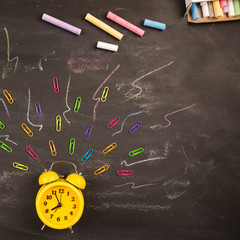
[166,191,186,200]
[0,98,10,118]
[112,110,144,137]
[0,135,17,145]
[123,61,174,102]
[121,157,166,167]
[4,27,19,74]
[27,88,43,131]
[114,182,157,189]
[92,65,120,122]
[63,73,71,124]
[150,103,197,130]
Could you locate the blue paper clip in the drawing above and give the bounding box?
[35,102,42,118]
[129,121,142,134]
[84,125,93,140]
[0,121,6,130]
[81,148,94,162]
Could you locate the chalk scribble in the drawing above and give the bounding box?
[63,73,71,124]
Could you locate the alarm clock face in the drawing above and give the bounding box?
[36,180,84,229]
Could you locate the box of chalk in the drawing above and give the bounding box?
[185,0,240,23]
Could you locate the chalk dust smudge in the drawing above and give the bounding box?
[114,182,157,189]
[92,65,120,122]
[67,50,111,74]
[63,73,71,124]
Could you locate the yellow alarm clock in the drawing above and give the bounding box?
[35,161,86,233]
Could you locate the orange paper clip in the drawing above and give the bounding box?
[3,89,14,104]
[21,123,34,137]
[94,165,109,175]
[49,140,57,156]
[102,142,117,154]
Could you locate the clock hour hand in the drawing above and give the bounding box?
[51,203,62,211]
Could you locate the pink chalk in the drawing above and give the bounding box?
[106,11,145,37]
[42,13,82,35]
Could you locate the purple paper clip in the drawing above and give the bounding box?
[53,77,59,93]
[117,170,134,176]
[129,121,142,134]
[26,146,39,160]
[107,116,120,129]
[35,102,42,118]
[84,125,93,140]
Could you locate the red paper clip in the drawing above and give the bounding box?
[107,116,120,129]
[117,170,133,176]
[26,146,38,160]
[53,77,59,93]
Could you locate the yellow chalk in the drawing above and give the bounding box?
[85,13,123,40]
[213,0,224,18]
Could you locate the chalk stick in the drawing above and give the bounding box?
[85,13,123,40]
[220,0,228,8]
[191,3,200,20]
[41,13,81,35]
[200,2,210,18]
[228,0,235,16]
[97,41,118,52]
[213,1,224,17]
[208,1,215,18]
[143,19,166,31]
[106,11,145,37]
[233,0,240,15]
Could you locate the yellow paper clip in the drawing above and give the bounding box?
[102,142,117,154]
[94,165,109,175]
[56,115,61,132]
[13,162,28,171]
[49,140,57,156]
[101,87,109,102]
[3,89,14,104]
[21,123,34,137]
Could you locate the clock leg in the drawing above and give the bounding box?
[41,224,45,231]
[69,226,74,234]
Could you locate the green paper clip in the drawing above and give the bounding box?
[0,141,12,153]
[13,162,28,171]
[0,121,5,129]
[56,115,61,132]
[128,148,144,157]
[74,97,82,113]
[69,138,75,155]
[101,87,109,102]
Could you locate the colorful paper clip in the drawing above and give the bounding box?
[84,125,93,140]
[21,123,34,137]
[0,141,12,153]
[53,77,59,93]
[107,116,120,129]
[117,170,134,176]
[128,148,144,157]
[101,86,109,102]
[49,140,57,156]
[35,102,42,118]
[3,89,14,104]
[0,121,6,130]
[81,148,94,162]
[26,146,39,160]
[129,121,142,134]
[69,138,75,155]
[13,162,28,171]
[94,165,109,175]
[74,97,82,113]
[56,115,61,132]
[103,142,117,154]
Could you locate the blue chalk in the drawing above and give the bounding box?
[143,19,166,31]
[191,3,200,20]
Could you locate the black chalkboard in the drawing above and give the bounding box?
[0,0,240,239]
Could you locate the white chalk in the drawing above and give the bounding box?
[200,2,210,18]
[97,41,118,52]
[228,0,235,16]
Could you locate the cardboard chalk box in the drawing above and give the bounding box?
[185,0,240,23]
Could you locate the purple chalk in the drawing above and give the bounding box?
[42,13,82,35]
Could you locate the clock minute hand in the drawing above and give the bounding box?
[54,192,60,204]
